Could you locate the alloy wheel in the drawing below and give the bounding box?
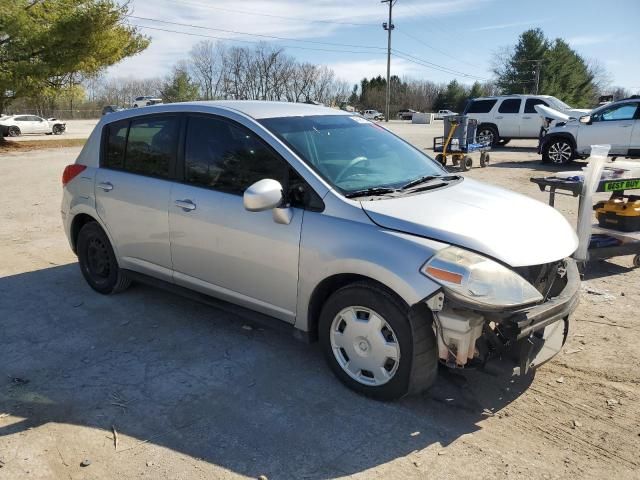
[477,129,494,145]
[330,306,401,386]
[548,141,572,164]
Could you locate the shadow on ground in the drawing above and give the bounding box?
[0,264,533,479]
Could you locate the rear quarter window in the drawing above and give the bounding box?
[465,99,497,114]
[103,120,128,169]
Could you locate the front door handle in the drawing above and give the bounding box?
[98,182,113,192]
[175,199,196,211]
[495,115,503,119]
[620,125,631,128]
[522,116,532,119]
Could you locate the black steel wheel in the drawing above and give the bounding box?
[77,222,131,294]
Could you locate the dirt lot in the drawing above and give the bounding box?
[1,122,639,480]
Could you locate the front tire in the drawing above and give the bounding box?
[52,124,64,135]
[319,282,438,400]
[77,222,131,295]
[542,138,574,164]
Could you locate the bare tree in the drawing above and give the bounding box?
[189,40,225,100]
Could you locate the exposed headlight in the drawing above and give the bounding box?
[421,246,543,309]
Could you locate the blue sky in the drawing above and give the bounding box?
[112,0,640,92]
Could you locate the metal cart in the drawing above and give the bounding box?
[530,176,640,267]
[432,115,491,171]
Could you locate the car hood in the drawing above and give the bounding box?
[535,104,590,122]
[360,178,578,267]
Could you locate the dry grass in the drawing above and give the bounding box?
[0,138,86,153]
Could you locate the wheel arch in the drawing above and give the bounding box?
[70,213,100,253]
[543,132,577,151]
[306,274,413,343]
[477,122,499,136]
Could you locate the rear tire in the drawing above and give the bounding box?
[477,125,498,146]
[77,222,131,295]
[8,126,20,137]
[319,281,438,400]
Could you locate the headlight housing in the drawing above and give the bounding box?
[421,246,543,309]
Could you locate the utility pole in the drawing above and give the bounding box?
[533,60,542,95]
[381,0,395,122]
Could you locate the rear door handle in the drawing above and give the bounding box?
[175,199,196,211]
[495,116,503,119]
[620,125,631,128]
[98,182,113,192]
[522,116,532,119]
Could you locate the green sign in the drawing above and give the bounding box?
[603,178,640,192]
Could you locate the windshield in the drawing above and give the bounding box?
[548,97,571,111]
[260,115,444,194]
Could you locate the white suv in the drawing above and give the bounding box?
[464,95,587,146]
[132,96,163,108]
[539,98,640,164]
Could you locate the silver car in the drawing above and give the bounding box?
[61,101,580,400]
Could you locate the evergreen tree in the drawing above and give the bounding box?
[494,28,548,94]
[542,39,596,107]
[161,67,200,103]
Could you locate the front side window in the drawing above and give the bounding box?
[593,103,638,122]
[498,99,522,114]
[185,116,287,195]
[524,98,548,113]
[261,115,444,194]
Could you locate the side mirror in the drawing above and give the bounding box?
[579,115,591,124]
[243,179,284,212]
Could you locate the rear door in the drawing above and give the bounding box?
[495,98,522,138]
[521,98,549,138]
[94,114,179,281]
[577,102,638,155]
[168,114,304,322]
[14,116,32,133]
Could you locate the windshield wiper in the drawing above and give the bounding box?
[400,174,460,190]
[344,187,398,199]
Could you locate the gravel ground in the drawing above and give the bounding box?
[0,121,639,480]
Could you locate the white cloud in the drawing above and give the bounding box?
[566,34,614,46]
[472,19,549,32]
[107,0,491,79]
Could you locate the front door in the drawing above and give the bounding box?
[577,102,639,155]
[95,115,179,281]
[169,114,303,322]
[521,98,549,138]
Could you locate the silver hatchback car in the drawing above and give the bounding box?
[62,101,580,400]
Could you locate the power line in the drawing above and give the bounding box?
[127,14,386,50]
[131,24,387,55]
[157,0,377,27]
[395,28,481,69]
[392,49,489,80]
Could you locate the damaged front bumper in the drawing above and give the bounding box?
[429,258,580,374]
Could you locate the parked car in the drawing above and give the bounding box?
[434,109,457,120]
[102,105,124,116]
[0,115,66,137]
[132,96,163,108]
[397,109,417,120]
[363,109,384,121]
[61,101,580,400]
[463,95,588,146]
[539,97,640,164]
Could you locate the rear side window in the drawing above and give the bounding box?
[525,98,549,113]
[185,116,287,195]
[125,117,177,178]
[102,116,178,178]
[104,120,128,169]
[465,99,497,114]
[498,99,522,114]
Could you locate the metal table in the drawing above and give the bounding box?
[530,176,640,266]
